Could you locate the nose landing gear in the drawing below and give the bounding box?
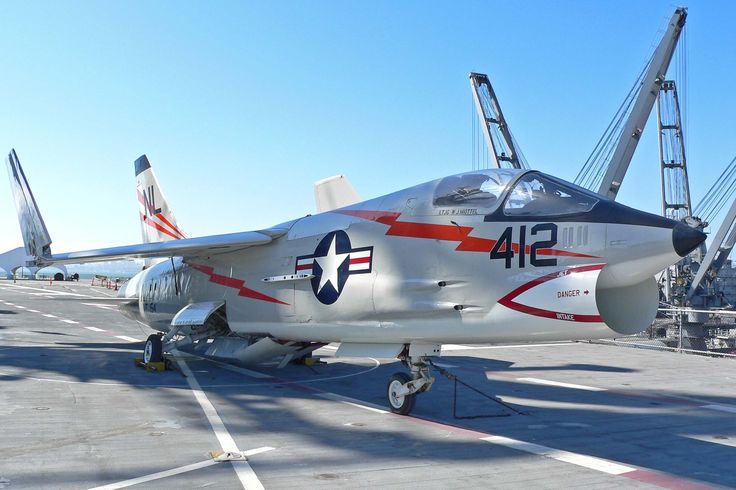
[386,353,436,415]
[387,372,415,414]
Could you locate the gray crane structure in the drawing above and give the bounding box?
[574,8,687,199]
[468,72,528,170]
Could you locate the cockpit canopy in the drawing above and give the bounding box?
[432,169,599,217]
[433,170,519,209]
[503,173,599,216]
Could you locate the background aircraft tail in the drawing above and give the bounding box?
[135,155,186,243]
[5,149,52,260]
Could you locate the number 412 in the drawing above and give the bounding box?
[490,223,558,269]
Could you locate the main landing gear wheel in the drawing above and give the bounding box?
[143,334,163,363]
[387,372,416,415]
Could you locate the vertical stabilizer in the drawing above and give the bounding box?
[5,149,52,259]
[314,175,361,213]
[135,155,186,243]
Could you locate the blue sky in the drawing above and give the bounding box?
[0,1,734,252]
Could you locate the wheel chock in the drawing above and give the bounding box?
[134,357,169,372]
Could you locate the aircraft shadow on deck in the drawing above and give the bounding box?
[0,342,734,488]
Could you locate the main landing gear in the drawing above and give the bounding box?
[143,334,163,363]
[387,348,438,415]
[142,326,186,365]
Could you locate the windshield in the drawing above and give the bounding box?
[433,170,517,208]
[504,172,599,216]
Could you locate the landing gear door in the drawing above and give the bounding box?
[171,300,226,328]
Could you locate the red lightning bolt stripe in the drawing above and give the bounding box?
[188,263,289,305]
[334,210,598,259]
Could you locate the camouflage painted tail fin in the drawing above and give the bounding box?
[5,149,52,260]
[135,155,186,243]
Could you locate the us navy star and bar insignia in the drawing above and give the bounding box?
[295,230,373,305]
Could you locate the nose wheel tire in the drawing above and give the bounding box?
[143,334,163,363]
[387,372,416,415]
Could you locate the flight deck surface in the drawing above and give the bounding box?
[0,280,734,489]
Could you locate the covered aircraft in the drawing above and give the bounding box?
[5,149,705,414]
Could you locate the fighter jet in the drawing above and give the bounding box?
[5,149,705,414]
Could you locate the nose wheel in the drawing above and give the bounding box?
[387,372,416,415]
[386,355,435,415]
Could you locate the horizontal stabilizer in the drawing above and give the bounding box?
[314,175,360,213]
[5,149,52,259]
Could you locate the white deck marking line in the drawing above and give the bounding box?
[84,326,105,332]
[177,359,265,490]
[42,314,57,318]
[61,319,78,324]
[257,375,653,482]
[115,335,141,343]
[517,377,607,392]
[442,342,578,351]
[81,302,122,310]
[1,283,94,297]
[701,404,736,414]
[681,434,736,448]
[171,349,274,379]
[4,303,14,306]
[481,435,634,475]
[14,305,26,309]
[316,392,389,414]
[27,309,39,313]
[242,446,275,457]
[88,459,218,490]
[87,448,276,490]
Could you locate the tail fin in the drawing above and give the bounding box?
[314,175,361,213]
[135,155,186,243]
[5,149,52,260]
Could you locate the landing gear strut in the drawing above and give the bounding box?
[387,354,436,415]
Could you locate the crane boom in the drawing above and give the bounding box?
[469,73,527,169]
[597,8,687,199]
[687,201,736,301]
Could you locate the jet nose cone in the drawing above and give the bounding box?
[673,222,707,257]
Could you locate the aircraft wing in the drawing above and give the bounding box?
[33,227,288,265]
[5,149,288,266]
